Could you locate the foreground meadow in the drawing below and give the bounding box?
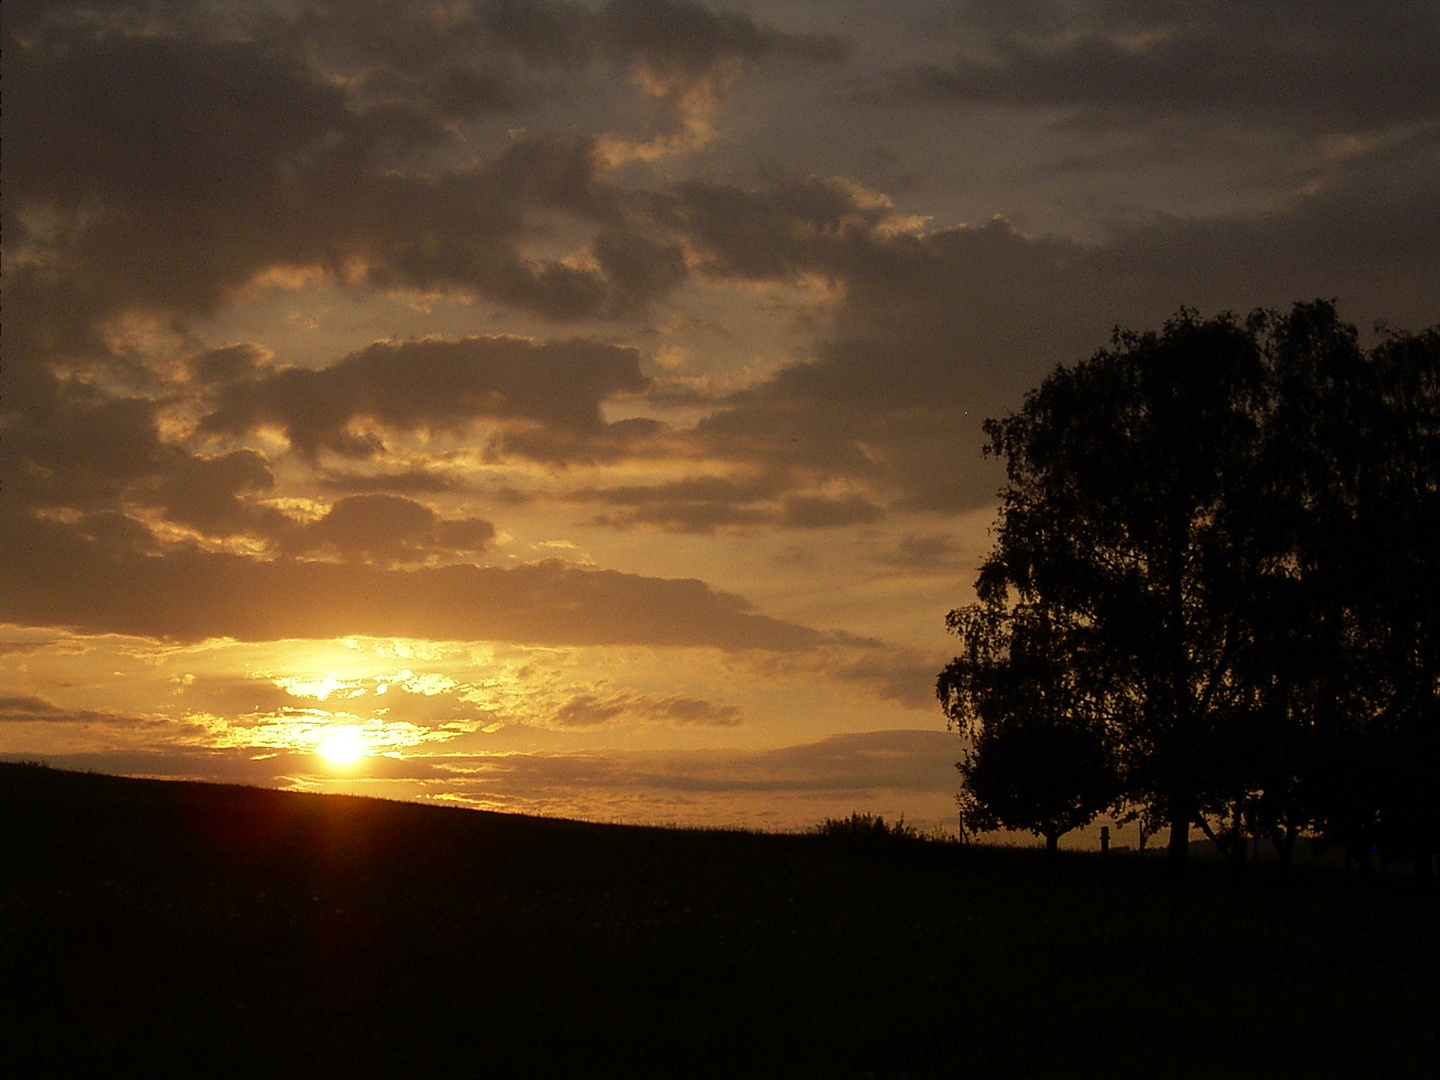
[3,762,1435,1078]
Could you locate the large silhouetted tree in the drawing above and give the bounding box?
[1361,327,1440,877]
[943,308,1272,862]
[1265,308,1440,875]
[942,301,1440,870]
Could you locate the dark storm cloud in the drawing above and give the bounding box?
[0,328,500,559]
[188,344,276,387]
[148,450,282,539]
[8,114,627,332]
[576,476,782,510]
[164,675,298,719]
[200,336,650,462]
[291,494,497,563]
[0,638,69,657]
[2,0,843,351]
[657,141,1440,515]
[5,38,608,338]
[895,1,1440,135]
[591,500,772,533]
[486,417,669,466]
[1092,127,1440,329]
[5,0,1436,653]
[0,694,152,728]
[597,0,845,74]
[871,534,969,572]
[721,729,957,793]
[739,645,947,712]
[568,475,881,533]
[244,0,843,121]
[0,337,494,558]
[0,278,209,522]
[668,173,900,281]
[20,131,1422,560]
[480,171,1099,512]
[0,358,173,513]
[591,229,689,311]
[0,347,274,556]
[6,33,358,325]
[672,203,1105,511]
[0,513,840,651]
[780,494,884,528]
[0,696,73,721]
[552,691,742,727]
[20,0,1429,534]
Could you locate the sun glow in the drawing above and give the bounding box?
[316,728,370,765]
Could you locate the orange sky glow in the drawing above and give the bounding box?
[4,0,1438,834]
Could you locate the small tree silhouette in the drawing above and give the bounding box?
[941,606,1118,857]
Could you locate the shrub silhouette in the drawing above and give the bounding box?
[812,812,925,849]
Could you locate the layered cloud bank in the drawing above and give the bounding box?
[4,0,1436,829]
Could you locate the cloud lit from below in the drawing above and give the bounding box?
[3,0,1436,830]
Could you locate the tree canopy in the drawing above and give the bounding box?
[939,301,1440,871]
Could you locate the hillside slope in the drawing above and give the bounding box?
[3,763,1435,1078]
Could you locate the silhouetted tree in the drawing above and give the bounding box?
[1361,326,1440,878]
[1266,307,1440,875]
[945,309,1271,863]
[1237,303,1377,867]
[940,605,1119,857]
[942,300,1440,872]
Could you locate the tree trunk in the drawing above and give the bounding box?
[1167,814,1189,864]
[1275,827,1296,874]
[1045,833,1059,860]
[1229,807,1246,869]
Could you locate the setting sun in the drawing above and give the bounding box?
[4,0,1434,837]
[316,729,369,766]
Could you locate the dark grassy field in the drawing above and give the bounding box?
[3,762,1436,1078]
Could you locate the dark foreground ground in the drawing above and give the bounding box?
[3,763,1436,1079]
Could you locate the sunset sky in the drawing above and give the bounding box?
[4,0,1438,832]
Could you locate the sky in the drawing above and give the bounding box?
[4,0,1438,834]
